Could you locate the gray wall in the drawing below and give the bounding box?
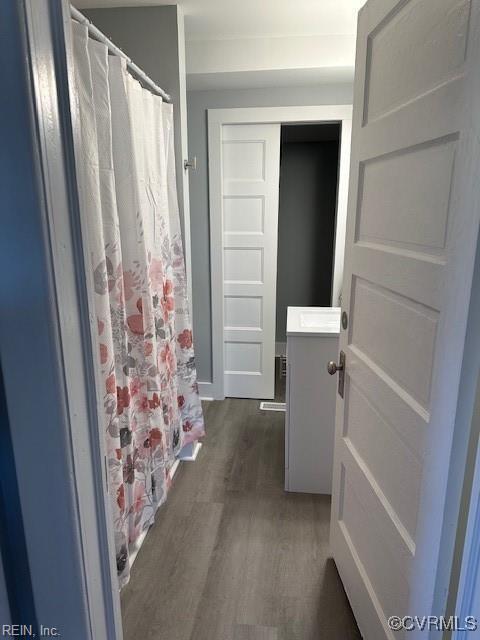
[187,83,353,382]
[276,139,339,343]
[83,6,188,242]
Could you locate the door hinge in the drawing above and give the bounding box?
[184,157,197,171]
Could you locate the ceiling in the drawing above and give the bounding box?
[74,0,366,90]
[74,0,366,41]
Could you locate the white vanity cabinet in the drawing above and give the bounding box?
[285,307,340,494]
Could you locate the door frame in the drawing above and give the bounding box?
[453,375,480,639]
[207,105,352,400]
[0,0,122,637]
[0,552,9,625]
[446,224,480,634]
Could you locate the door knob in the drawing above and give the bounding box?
[327,360,343,375]
[327,351,346,398]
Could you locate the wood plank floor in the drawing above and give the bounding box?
[121,397,361,640]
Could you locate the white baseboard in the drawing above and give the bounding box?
[177,441,202,461]
[198,380,217,401]
[128,526,149,570]
[198,380,213,398]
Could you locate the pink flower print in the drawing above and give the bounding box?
[161,279,175,315]
[97,319,104,335]
[149,258,164,290]
[129,377,142,397]
[117,484,125,511]
[106,373,116,394]
[148,393,161,410]
[136,394,150,414]
[149,427,162,451]
[116,386,131,415]
[178,329,193,350]
[144,341,153,357]
[177,395,185,409]
[163,280,173,296]
[127,298,144,335]
[183,420,193,432]
[160,343,176,373]
[99,343,108,365]
[127,315,143,335]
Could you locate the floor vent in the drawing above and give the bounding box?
[259,401,286,412]
[280,355,287,378]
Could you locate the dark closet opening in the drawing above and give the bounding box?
[275,123,340,345]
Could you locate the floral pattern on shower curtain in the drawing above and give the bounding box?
[72,22,204,587]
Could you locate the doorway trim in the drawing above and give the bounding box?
[0,0,122,636]
[207,105,352,400]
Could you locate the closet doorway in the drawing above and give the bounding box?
[208,106,352,400]
[276,123,340,370]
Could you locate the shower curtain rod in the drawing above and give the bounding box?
[70,6,172,103]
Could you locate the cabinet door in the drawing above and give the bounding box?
[286,336,337,494]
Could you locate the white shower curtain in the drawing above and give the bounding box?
[72,21,204,587]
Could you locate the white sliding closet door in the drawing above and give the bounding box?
[222,123,280,399]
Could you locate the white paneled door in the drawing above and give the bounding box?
[330,0,480,638]
[222,124,280,399]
